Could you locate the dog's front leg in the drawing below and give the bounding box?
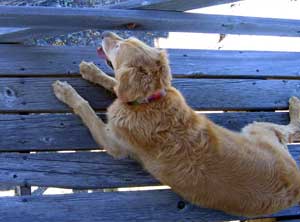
[52,80,127,159]
[79,61,116,93]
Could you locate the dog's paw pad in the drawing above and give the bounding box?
[80,61,98,77]
[52,80,76,104]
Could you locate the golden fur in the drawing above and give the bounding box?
[53,31,300,217]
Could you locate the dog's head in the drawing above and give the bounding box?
[98,31,172,103]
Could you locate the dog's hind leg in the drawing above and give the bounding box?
[80,61,117,93]
[52,80,128,159]
[242,122,293,151]
[242,97,300,151]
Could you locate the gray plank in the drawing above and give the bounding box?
[0,113,99,151]
[0,0,171,43]
[1,6,300,37]
[0,189,299,222]
[0,144,299,189]
[0,0,241,43]
[0,77,115,112]
[108,0,242,11]
[0,152,157,189]
[0,27,29,43]
[0,112,291,151]
[1,78,300,112]
[0,27,28,35]
[0,0,201,43]
[0,28,80,43]
[0,45,98,76]
[2,45,300,78]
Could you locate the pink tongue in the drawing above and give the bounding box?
[97,47,107,59]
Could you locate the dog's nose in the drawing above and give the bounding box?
[101,31,113,40]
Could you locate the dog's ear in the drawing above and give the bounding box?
[157,50,172,89]
[114,67,151,102]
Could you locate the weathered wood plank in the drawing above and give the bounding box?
[0,0,197,42]
[0,45,98,76]
[0,152,157,189]
[1,6,300,37]
[0,28,80,43]
[0,113,99,151]
[0,27,30,43]
[0,144,299,189]
[1,0,174,43]
[108,0,241,11]
[0,112,291,151]
[0,77,115,112]
[1,78,300,112]
[0,0,241,43]
[1,45,300,78]
[0,27,28,35]
[0,189,298,222]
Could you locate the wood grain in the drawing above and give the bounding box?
[0,112,291,151]
[1,45,300,78]
[1,78,300,112]
[0,0,209,42]
[0,189,298,221]
[1,0,235,42]
[108,0,241,11]
[0,145,299,189]
[0,28,80,43]
[1,6,300,37]
[0,152,157,189]
[0,27,29,35]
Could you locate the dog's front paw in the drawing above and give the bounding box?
[80,61,100,81]
[52,80,78,107]
[289,96,300,108]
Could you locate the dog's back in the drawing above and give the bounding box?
[108,86,300,216]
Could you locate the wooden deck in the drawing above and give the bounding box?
[1,46,300,220]
[0,1,300,221]
[1,45,300,78]
[1,6,300,37]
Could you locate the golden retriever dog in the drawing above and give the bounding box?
[52,31,300,217]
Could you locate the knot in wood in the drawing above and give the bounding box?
[4,87,16,98]
[125,23,138,29]
[177,200,186,210]
[41,137,54,144]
